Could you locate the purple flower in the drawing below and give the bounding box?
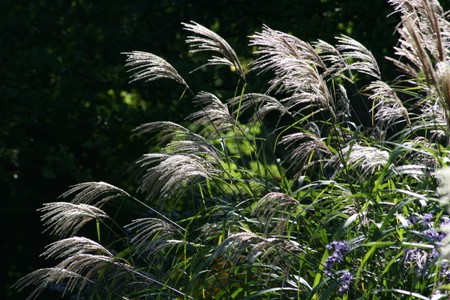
[326,241,351,254]
[440,262,450,277]
[338,271,353,296]
[404,248,420,264]
[431,248,439,259]
[424,228,440,242]
[324,253,340,274]
[404,248,429,275]
[324,241,350,275]
[440,217,450,227]
[440,218,450,240]
[422,213,433,227]
[408,214,419,226]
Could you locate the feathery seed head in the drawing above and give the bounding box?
[327,144,390,182]
[335,35,380,80]
[187,92,234,136]
[314,39,346,79]
[39,202,108,238]
[368,81,411,126]
[436,61,450,121]
[125,218,186,259]
[13,268,83,300]
[280,132,331,177]
[60,181,130,207]
[122,51,188,88]
[41,237,113,260]
[136,153,215,202]
[388,0,450,92]
[132,121,204,146]
[183,21,246,79]
[126,218,180,241]
[250,25,329,96]
[227,93,289,124]
[251,192,300,234]
[214,232,300,267]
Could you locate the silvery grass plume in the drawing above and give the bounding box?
[134,153,215,203]
[132,121,204,146]
[400,137,438,171]
[227,93,288,125]
[39,202,109,238]
[212,232,302,270]
[388,0,450,124]
[251,192,300,235]
[15,237,139,300]
[16,232,191,299]
[182,21,246,79]
[334,35,380,80]
[435,61,450,137]
[314,36,380,81]
[249,25,332,112]
[248,25,378,124]
[250,25,379,93]
[132,121,222,164]
[131,122,222,204]
[14,268,83,300]
[389,0,449,64]
[53,181,183,236]
[40,237,113,260]
[38,254,136,296]
[279,131,332,178]
[187,91,235,136]
[327,144,390,182]
[122,51,189,88]
[436,61,450,114]
[388,0,438,80]
[313,39,347,79]
[15,184,145,299]
[367,80,411,128]
[134,120,222,162]
[60,181,131,207]
[125,218,186,260]
[249,24,325,77]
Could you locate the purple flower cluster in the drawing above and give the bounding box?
[424,228,440,242]
[422,213,433,227]
[338,271,353,296]
[404,248,428,274]
[324,241,350,275]
[407,214,419,225]
[404,214,450,276]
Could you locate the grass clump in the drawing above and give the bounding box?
[15,0,450,299]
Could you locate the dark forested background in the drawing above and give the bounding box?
[2,0,429,298]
